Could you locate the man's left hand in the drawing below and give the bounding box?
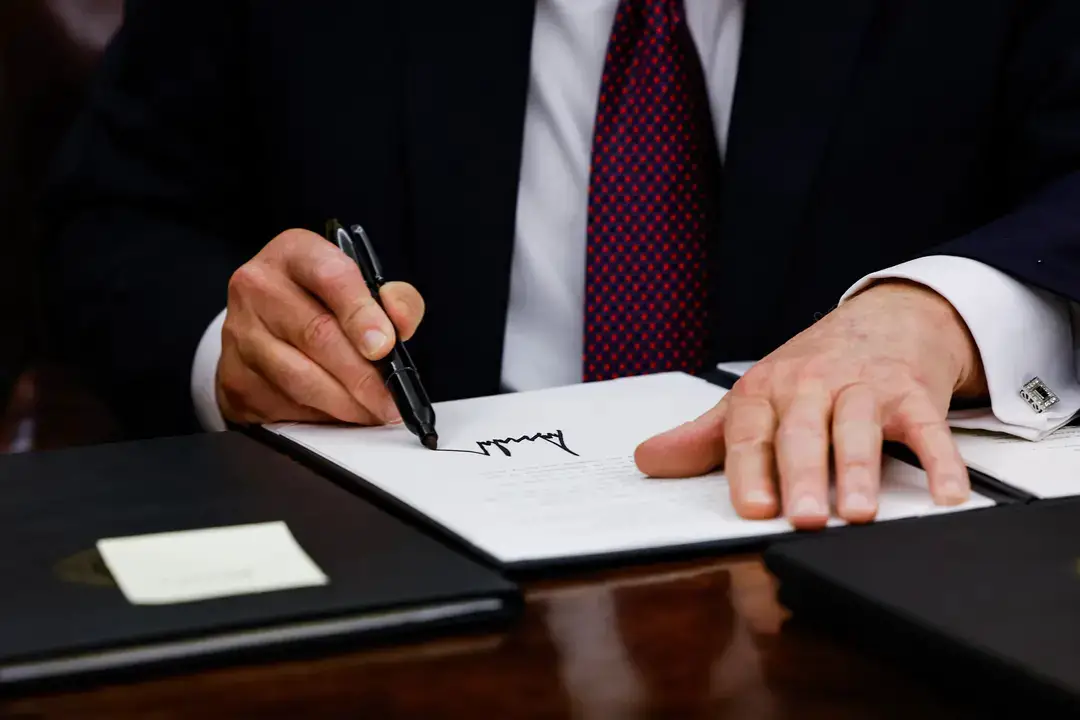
[634,281,989,530]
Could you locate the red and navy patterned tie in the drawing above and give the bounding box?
[584,0,721,382]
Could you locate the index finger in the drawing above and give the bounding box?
[281,236,396,361]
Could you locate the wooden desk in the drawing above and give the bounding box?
[2,556,978,719]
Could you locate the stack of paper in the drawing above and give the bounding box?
[953,427,1080,499]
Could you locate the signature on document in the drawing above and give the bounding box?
[436,429,579,458]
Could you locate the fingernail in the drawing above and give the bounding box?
[791,495,826,517]
[383,397,402,424]
[362,329,388,356]
[744,489,774,508]
[843,492,875,514]
[940,478,968,503]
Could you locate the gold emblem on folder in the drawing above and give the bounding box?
[53,548,116,587]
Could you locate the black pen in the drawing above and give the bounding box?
[325,219,439,450]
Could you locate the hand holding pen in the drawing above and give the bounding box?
[325,220,438,448]
[214,227,431,438]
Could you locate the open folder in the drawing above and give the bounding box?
[264,373,996,572]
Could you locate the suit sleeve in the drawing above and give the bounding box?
[871,0,1080,440]
[929,0,1080,303]
[42,0,250,438]
[842,257,1080,441]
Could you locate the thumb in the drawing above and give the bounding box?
[634,398,728,478]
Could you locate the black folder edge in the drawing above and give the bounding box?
[2,599,515,696]
[882,441,1035,505]
[762,508,1080,717]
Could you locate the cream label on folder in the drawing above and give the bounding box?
[96,521,328,605]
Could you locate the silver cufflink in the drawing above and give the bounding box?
[1020,377,1059,414]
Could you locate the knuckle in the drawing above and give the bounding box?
[776,416,825,444]
[802,352,840,378]
[897,391,943,425]
[725,439,774,467]
[785,476,828,500]
[310,260,356,296]
[300,311,340,354]
[793,363,830,393]
[217,372,250,416]
[838,381,876,403]
[834,387,880,419]
[838,455,878,474]
[343,293,386,329]
[217,371,243,401]
[725,426,769,449]
[725,397,774,438]
[273,228,316,253]
[348,366,382,401]
[877,366,922,395]
[232,332,263,370]
[833,418,882,445]
[733,368,771,397]
[906,416,944,435]
[220,317,242,349]
[227,262,267,299]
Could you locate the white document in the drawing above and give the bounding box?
[97,521,328,605]
[953,426,1080,499]
[269,373,993,565]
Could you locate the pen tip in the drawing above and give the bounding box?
[422,433,438,450]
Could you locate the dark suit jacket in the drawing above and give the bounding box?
[43,0,1080,438]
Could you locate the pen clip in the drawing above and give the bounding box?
[325,218,381,292]
[325,218,358,262]
[349,224,385,285]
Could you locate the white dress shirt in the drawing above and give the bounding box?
[193,0,1080,439]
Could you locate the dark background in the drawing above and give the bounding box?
[0,0,123,452]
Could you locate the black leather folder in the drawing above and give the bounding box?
[0,432,518,690]
[764,500,1080,717]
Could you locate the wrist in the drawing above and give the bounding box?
[856,279,988,398]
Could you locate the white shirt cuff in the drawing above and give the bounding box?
[841,256,1080,440]
[191,308,228,432]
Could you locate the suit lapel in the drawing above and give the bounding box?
[715,0,881,354]
[403,1,537,399]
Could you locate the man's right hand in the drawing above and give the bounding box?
[216,228,425,425]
